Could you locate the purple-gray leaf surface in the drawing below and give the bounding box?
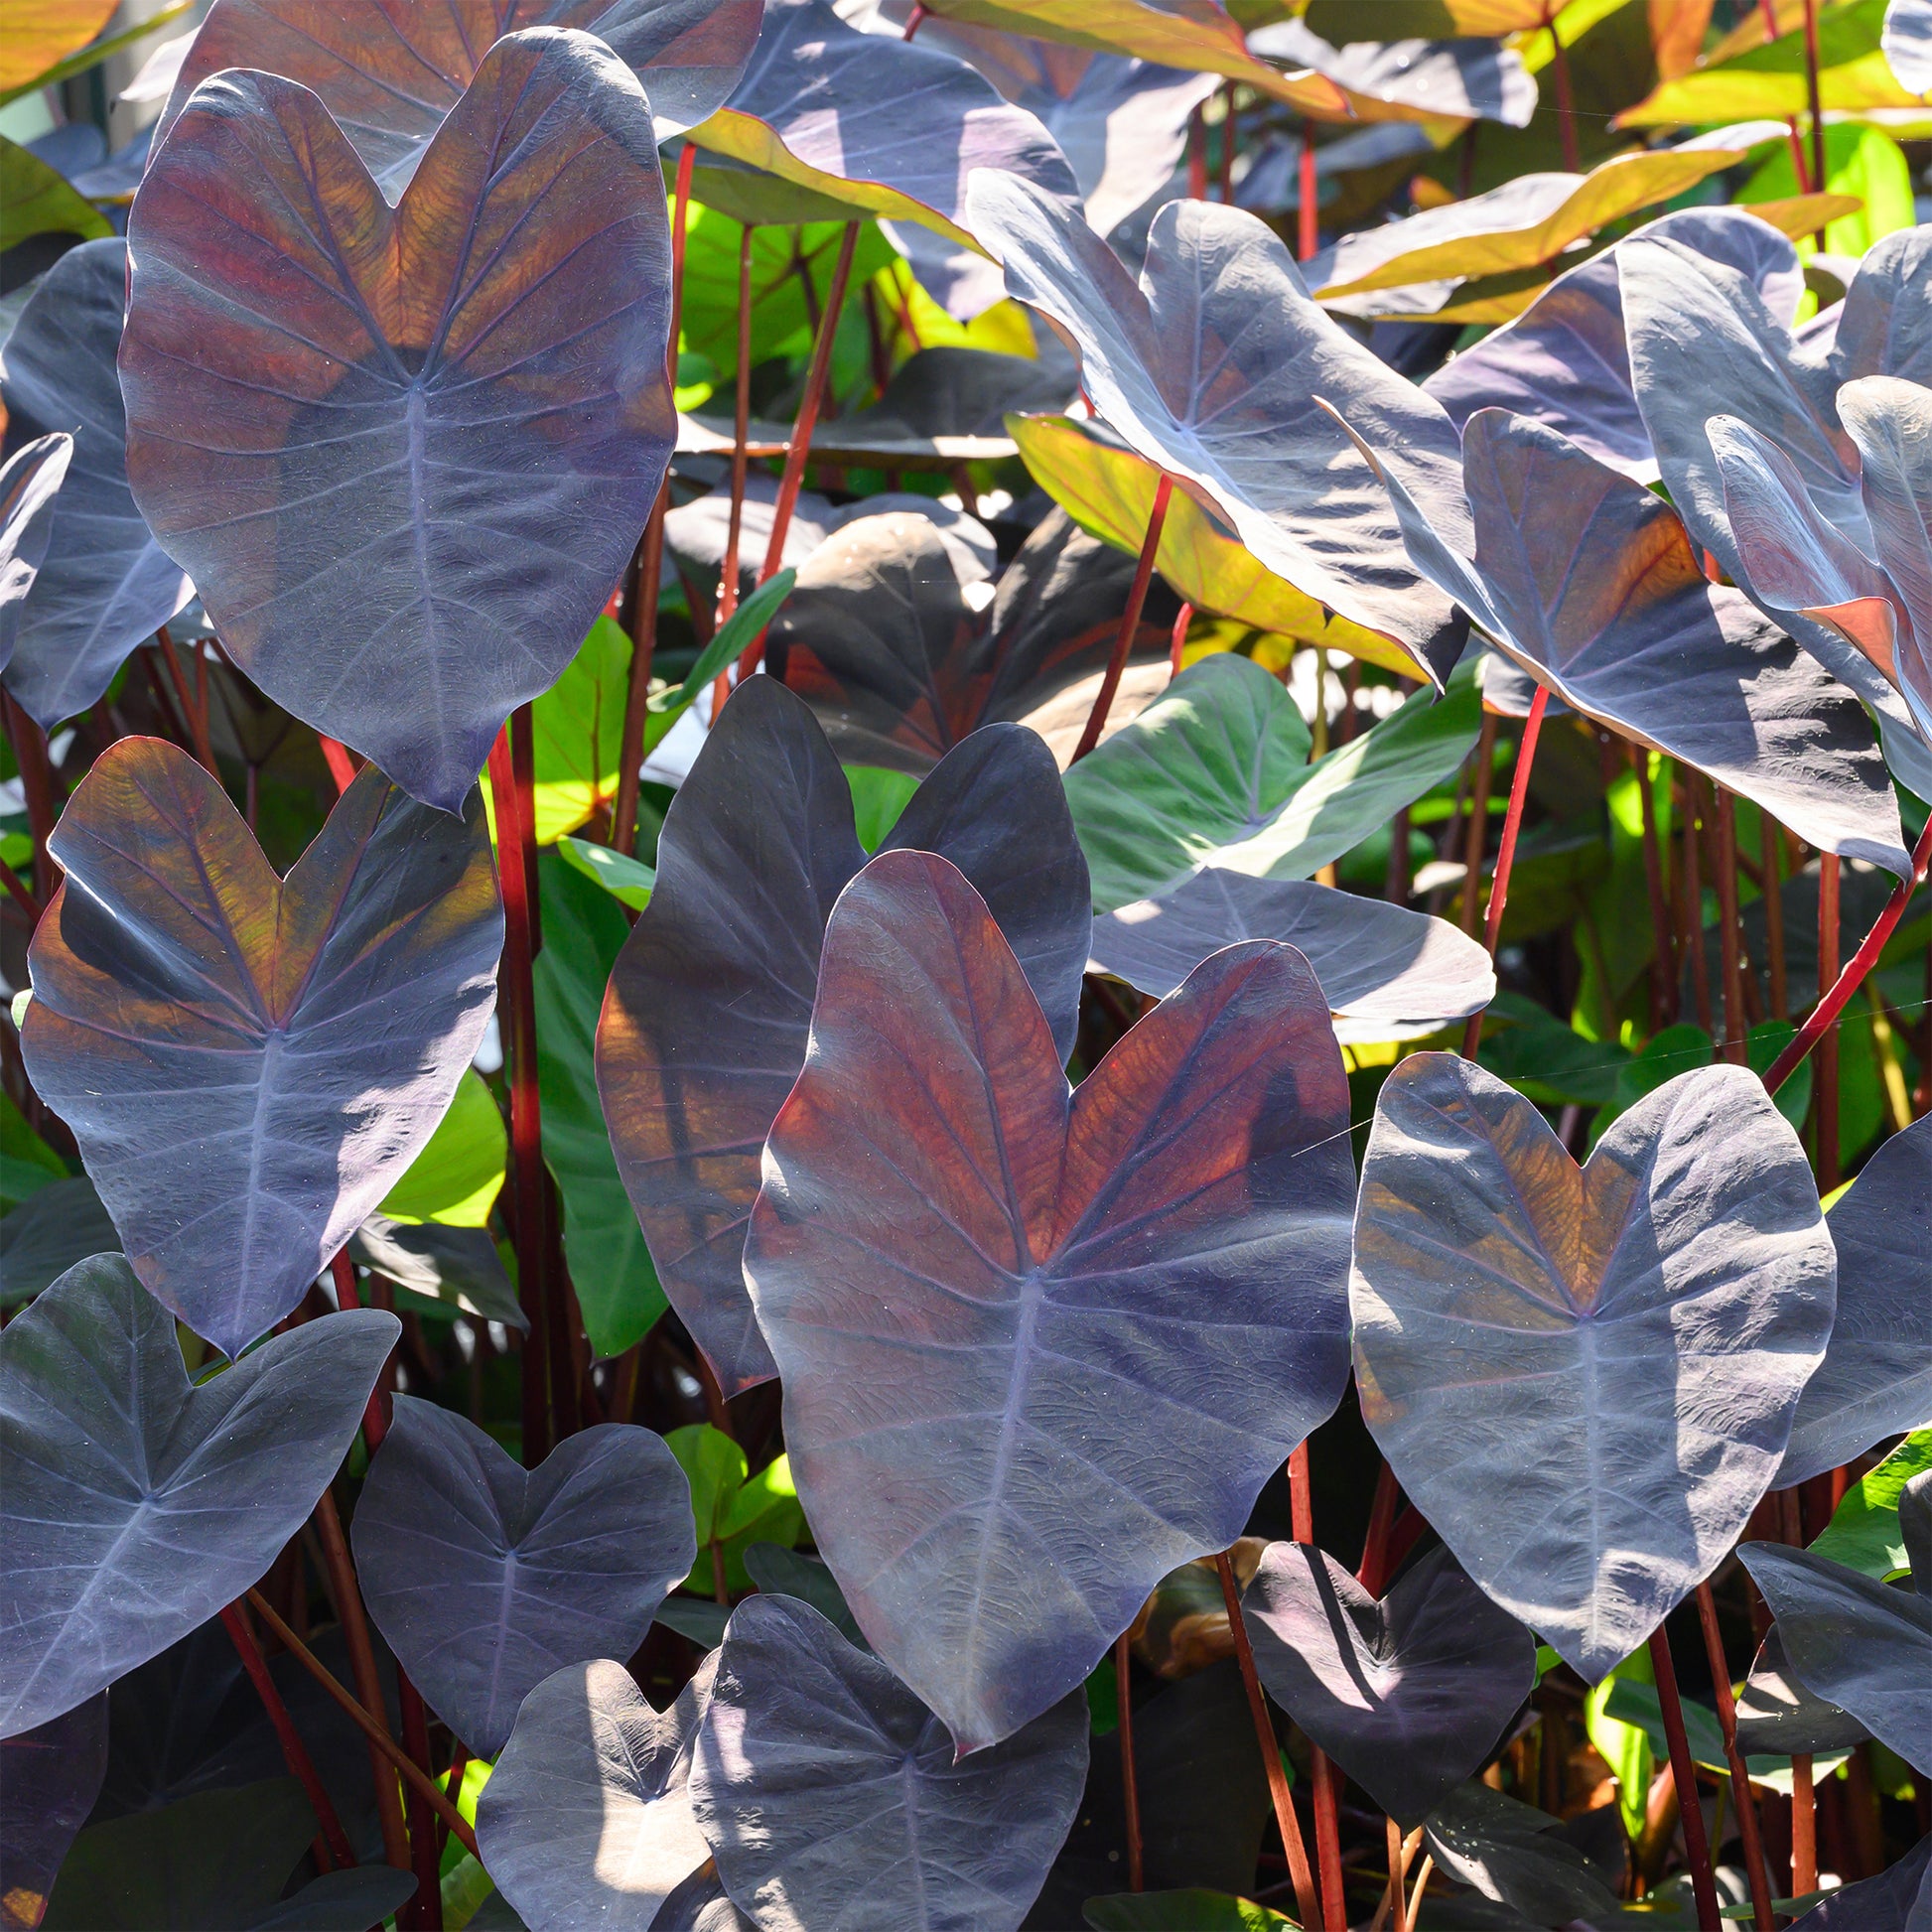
[349,1395,696,1756]
[1352,1054,1836,1681]
[1788,1836,1932,1930]
[1089,868,1494,1042]
[1733,1625,1869,1756]
[0,1696,106,1932]
[121,29,676,811]
[0,240,194,729]
[1241,1540,1536,1826]
[967,176,1469,682]
[0,1255,397,1739]
[0,433,69,675]
[476,1656,718,1931]
[596,678,1090,1396]
[1248,21,1536,126]
[1886,0,1932,93]
[1778,1114,1932,1487]
[689,1594,1089,1927]
[743,850,1355,1749]
[20,739,501,1358]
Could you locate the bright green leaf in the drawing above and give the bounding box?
[0,136,111,254]
[555,835,654,911]
[1584,1649,1656,1841]
[666,1423,806,1595]
[1742,120,1915,257]
[1083,1888,1299,1930]
[845,765,918,853]
[1809,1430,1932,1579]
[378,1069,505,1229]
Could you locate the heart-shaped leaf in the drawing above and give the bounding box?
[1089,868,1495,1042]
[21,739,501,1356]
[690,1594,1090,1918]
[1345,402,1913,879]
[1733,1625,1869,1755]
[476,1656,717,1931]
[156,0,762,194]
[596,677,1089,1394]
[690,0,1077,251]
[0,1176,120,1309]
[0,433,69,672]
[0,1696,106,1932]
[121,29,676,811]
[764,507,1173,774]
[1064,650,1481,912]
[1738,1537,1932,1774]
[969,179,1468,678]
[0,239,194,729]
[1779,1114,1931,1487]
[1422,207,1807,483]
[0,1255,397,1738]
[744,849,1355,1748]
[1240,1540,1537,1825]
[350,1394,695,1755]
[1421,1782,1623,1926]
[1352,1053,1836,1680]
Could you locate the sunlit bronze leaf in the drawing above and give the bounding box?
[0,0,116,94]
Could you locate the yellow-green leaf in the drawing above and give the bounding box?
[378,1069,506,1229]
[0,135,111,255]
[1742,120,1913,255]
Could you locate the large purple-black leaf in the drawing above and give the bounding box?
[744,850,1355,1749]
[1247,20,1536,126]
[1088,868,1494,1041]
[121,29,676,811]
[0,1696,105,1932]
[1733,1625,1869,1755]
[20,739,501,1358]
[967,177,1469,683]
[1779,1114,1932,1487]
[1345,401,1911,878]
[1785,1836,1932,1930]
[476,1657,718,1930]
[0,1255,396,1739]
[0,434,69,675]
[155,0,762,194]
[0,240,193,729]
[1352,1054,1835,1681]
[1421,1782,1623,1927]
[596,678,1089,1395]
[349,1395,695,1756]
[1240,1540,1536,1825]
[690,1594,1089,1923]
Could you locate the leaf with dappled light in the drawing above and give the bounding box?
[1089,868,1494,1042]
[1733,1625,1868,1756]
[1241,1541,1536,1825]
[476,1657,718,1932]
[744,850,1355,1748]
[1352,1054,1835,1681]
[120,30,676,811]
[690,1595,1089,1915]
[1778,1836,1932,1929]
[1779,1114,1932,1487]
[1420,1782,1623,1926]
[21,740,500,1357]
[0,240,193,730]
[1340,402,1912,879]
[155,0,761,194]
[973,180,1470,679]
[0,434,69,673]
[351,1396,694,1755]
[597,678,1089,1394]
[1064,650,1481,911]
[0,1256,396,1739]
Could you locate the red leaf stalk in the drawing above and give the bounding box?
[1298,122,1317,261]
[1460,687,1548,1055]
[1648,1625,1723,1931]
[1694,1584,1776,1932]
[1072,474,1172,762]
[1115,1630,1143,1890]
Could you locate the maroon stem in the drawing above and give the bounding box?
[1215,82,1235,203]
[1802,0,1826,203]
[1168,601,1193,678]
[1116,1631,1143,1891]
[718,223,757,632]
[1356,1463,1402,1597]
[1546,2,1580,172]
[1072,474,1173,763]
[1648,1626,1723,1932]
[1216,1549,1321,1930]
[399,1677,444,1930]
[1290,1442,1346,1932]
[331,1251,392,1449]
[219,1602,357,1871]
[1298,121,1317,261]
[487,725,554,1466]
[1460,687,1549,1055]
[2,691,61,899]
[900,0,925,36]
[1189,104,1207,199]
[1694,1584,1776,1932]
[1761,811,1788,1022]
[1459,715,1498,940]
[1791,1754,1818,1894]
[0,855,42,926]
[156,625,216,775]
[440,1747,470,1854]
[1631,745,1675,1030]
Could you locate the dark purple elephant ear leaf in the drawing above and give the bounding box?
[476,1656,719,1929]
[1733,1625,1869,1756]
[595,678,1088,1396]
[0,1695,106,1931]
[156,0,761,192]
[0,433,70,674]
[1240,1540,1536,1826]
[20,738,501,1358]
[121,28,675,811]
[1779,1114,1932,1486]
[0,239,194,730]
[743,849,1356,1750]
[1351,1053,1835,1682]
[1785,1837,1932,1931]
[0,1254,397,1739]
[1737,1541,1932,1775]
[688,1594,1090,1925]
[349,1396,696,1756]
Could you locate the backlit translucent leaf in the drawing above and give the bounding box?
[745,851,1355,1748]
[21,740,501,1356]
[0,135,110,254]
[597,679,1090,1392]
[690,1595,1089,1915]
[0,1256,396,1738]
[352,1395,694,1754]
[121,30,676,811]
[0,0,116,91]
[377,1068,506,1230]
[1352,1054,1835,1680]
